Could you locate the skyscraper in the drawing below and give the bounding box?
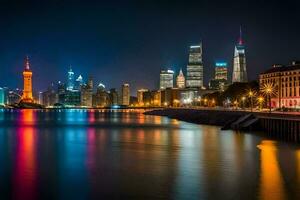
[80,83,93,107]
[67,66,75,91]
[186,44,204,88]
[95,83,109,107]
[122,83,130,106]
[109,88,119,105]
[215,62,228,80]
[232,27,247,83]
[176,69,185,88]
[22,56,34,103]
[75,75,83,90]
[0,87,4,105]
[160,69,174,89]
[137,89,148,105]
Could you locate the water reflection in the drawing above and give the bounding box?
[0,110,299,199]
[257,140,287,200]
[13,127,37,200]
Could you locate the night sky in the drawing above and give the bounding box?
[0,0,300,94]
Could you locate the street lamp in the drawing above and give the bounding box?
[248,90,254,112]
[257,96,264,111]
[241,96,246,110]
[262,83,275,113]
[234,100,238,109]
[204,98,208,106]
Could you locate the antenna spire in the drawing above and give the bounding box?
[25,56,30,70]
[239,26,243,45]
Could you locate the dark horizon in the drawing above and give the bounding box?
[1,0,300,93]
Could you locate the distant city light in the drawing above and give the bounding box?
[216,62,227,67]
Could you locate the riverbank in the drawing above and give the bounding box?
[144,108,251,127]
[145,108,300,142]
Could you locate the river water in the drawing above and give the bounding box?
[0,109,299,199]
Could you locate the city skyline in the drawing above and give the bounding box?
[1,1,300,93]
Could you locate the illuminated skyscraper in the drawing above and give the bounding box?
[67,66,75,91]
[80,83,93,107]
[160,69,174,89]
[95,83,109,107]
[75,75,83,90]
[109,88,119,105]
[176,69,185,88]
[0,87,4,105]
[232,27,247,83]
[186,44,204,88]
[215,62,228,80]
[137,89,148,105]
[22,56,34,103]
[122,83,130,105]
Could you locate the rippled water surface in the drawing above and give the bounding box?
[0,109,300,199]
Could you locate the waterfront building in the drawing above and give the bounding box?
[209,62,228,91]
[80,84,93,107]
[160,88,180,107]
[232,28,247,83]
[74,75,83,90]
[67,66,75,91]
[137,89,148,106]
[160,69,174,89]
[130,96,138,106]
[64,90,81,107]
[57,81,66,104]
[151,90,161,106]
[0,87,4,105]
[215,62,228,80]
[186,44,204,88]
[122,83,130,106]
[109,88,119,105]
[94,83,109,107]
[22,56,34,103]
[7,89,22,104]
[87,76,93,89]
[38,92,43,105]
[176,69,185,88]
[41,83,57,107]
[259,61,300,108]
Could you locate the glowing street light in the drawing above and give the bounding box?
[257,96,264,111]
[262,83,276,113]
[248,89,255,112]
[241,96,246,109]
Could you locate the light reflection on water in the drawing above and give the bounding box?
[0,109,299,199]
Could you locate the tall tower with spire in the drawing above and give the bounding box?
[22,56,34,103]
[67,66,75,91]
[232,27,247,83]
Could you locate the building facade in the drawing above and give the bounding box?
[209,62,228,91]
[41,83,57,107]
[122,83,130,105]
[176,69,185,88]
[137,89,148,106]
[232,28,247,83]
[215,62,228,80]
[94,83,109,107]
[64,90,81,107]
[109,88,118,105]
[0,87,4,105]
[80,84,93,107]
[160,70,174,89]
[67,67,75,91]
[259,62,300,108]
[22,56,34,103]
[186,44,204,88]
